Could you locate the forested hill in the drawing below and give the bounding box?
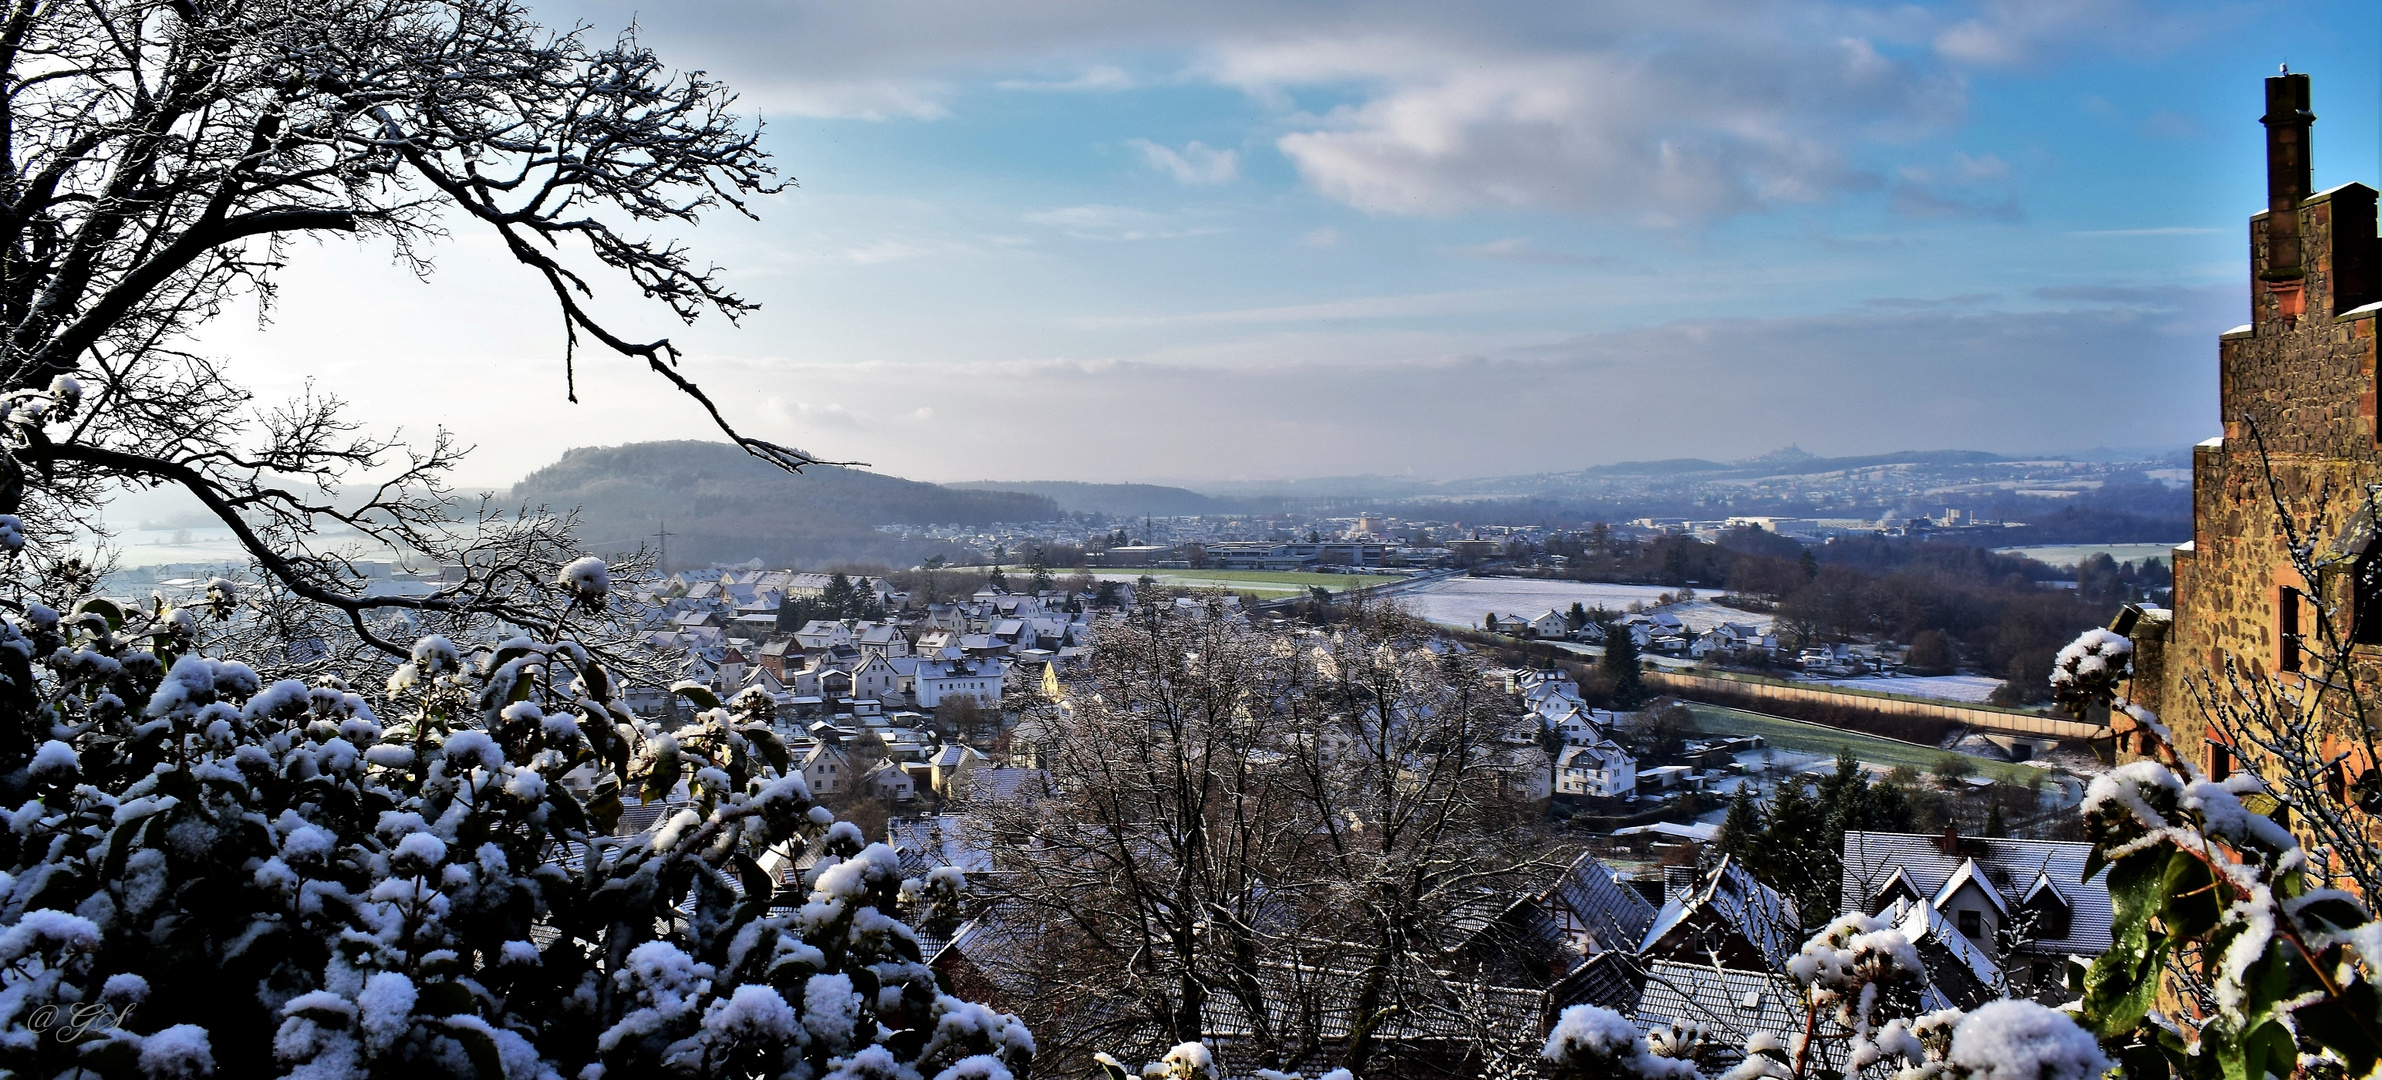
[509,441,1057,569]
[946,480,1228,516]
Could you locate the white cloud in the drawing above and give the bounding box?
[1456,238,1593,265]
[1226,34,1941,223]
[997,65,1135,92]
[1024,204,1223,240]
[1128,139,1240,185]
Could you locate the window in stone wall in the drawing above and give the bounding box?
[2281,585,2304,670]
[2357,543,2382,644]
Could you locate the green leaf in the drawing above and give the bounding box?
[2294,979,2382,1077]
[417,980,476,1017]
[76,1037,141,1080]
[453,1026,505,1079]
[2161,850,2221,940]
[71,598,122,632]
[2081,920,2168,1038]
[671,682,720,710]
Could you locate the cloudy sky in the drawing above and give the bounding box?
[201,0,2379,486]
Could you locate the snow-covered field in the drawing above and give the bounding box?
[1393,577,1770,632]
[1804,674,2006,703]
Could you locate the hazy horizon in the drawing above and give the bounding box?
[176,0,2376,488]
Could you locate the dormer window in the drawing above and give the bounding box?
[2020,874,2074,940]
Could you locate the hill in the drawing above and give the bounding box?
[946,480,1228,517]
[508,441,1057,570]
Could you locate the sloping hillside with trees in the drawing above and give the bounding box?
[511,441,1058,568]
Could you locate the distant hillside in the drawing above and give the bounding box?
[947,480,1228,517]
[509,441,1057,569]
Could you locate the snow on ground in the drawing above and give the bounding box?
[1804,674,2006,704]
[1393,577,1725,629]
[1664,599,1773,635]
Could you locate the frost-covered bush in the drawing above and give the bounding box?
[1541,1005,1699,1080]
[0,562,1029,1079]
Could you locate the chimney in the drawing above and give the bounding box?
[2261,69,2315,306]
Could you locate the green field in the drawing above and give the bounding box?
[1681,703,2049,785]
[1087,569,1409,596]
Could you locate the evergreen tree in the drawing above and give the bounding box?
[1985,800,2008,838]
[1799,548,1820,581]
[1601,621,1646,709]
[989,565,1010,592]
[1761,777,1835,930]
[1029,546,1053,593]
[824,572,855,618]
[855,577,887,620]
[1715,785,1762,864]
[1567,601,1589,630]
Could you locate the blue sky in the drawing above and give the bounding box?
[208,0,2382,485]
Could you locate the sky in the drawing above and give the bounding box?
[195,0,2382,487]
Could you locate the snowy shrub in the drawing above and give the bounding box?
[1541,1005,1699,1080]
[0,567,1027,1078]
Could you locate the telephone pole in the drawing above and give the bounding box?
[654,519,673,574]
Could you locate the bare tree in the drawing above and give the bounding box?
[0,0,816,656]
[974,597,1550,1077]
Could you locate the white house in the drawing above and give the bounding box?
[1525,609,1569,638]
[1555,741,1637,798]
[795,620,855,652]
[860,760,916,802]
[917,657,1009,708]
[801,741,853,796]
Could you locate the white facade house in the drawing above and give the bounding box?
[801,742,853,796]
[1555,741,1637,798]
[917,658,1009,708]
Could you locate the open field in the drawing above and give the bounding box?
[1393,576,1695,628]
[1803,673,2006,704]
[1682,702,2049,785]
[1992,542,2184,569]
[1088,569,1408,596]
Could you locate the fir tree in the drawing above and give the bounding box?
[1601,621,1646,709]
[988,565,1010,592]
[1985,800,2008,838]
[1715,785,1762,864]
[824,572,855,618]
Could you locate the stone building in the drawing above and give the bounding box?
[2129,71,2382,773]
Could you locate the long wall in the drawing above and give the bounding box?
[1643,671,2106,740]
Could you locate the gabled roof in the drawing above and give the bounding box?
[2021,872,2069,910]
[1546,851,1658,955]
[1932,857,2009,916]
[1894,898,2002,1009]
[1635,961,1838,1074]
[1840,831,2111,954]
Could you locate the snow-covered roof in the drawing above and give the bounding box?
[1895,898,2003,1008]
[1932,857,2010,916]
[1635,961,1840,1073]
[1840,831,2112,955]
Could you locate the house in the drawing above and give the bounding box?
[860,760,917,802]
[754,639,804,678]
[928,745,986,795]
[795,620,855,652]
[1525,609,1569,639]
[1639,857,1800,974]
[917,657,1008,709]
[1839,829,2113,994]
[1454,851,1657,986]
[846,653,902,702]
[801,741,854,796]
[1554,742,1636,798]
[855,622,911,659]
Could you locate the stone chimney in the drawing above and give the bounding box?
[2261,70,2315,311]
